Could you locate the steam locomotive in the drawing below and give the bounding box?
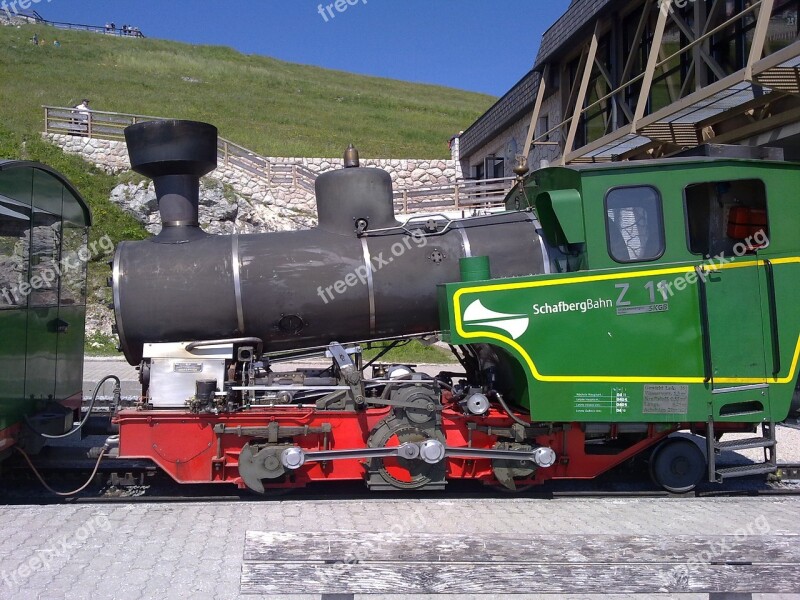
[104,120,800,493]
[0,121,800,493]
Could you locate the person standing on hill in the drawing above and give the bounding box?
[72,99,91,137]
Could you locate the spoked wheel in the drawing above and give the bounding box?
[650,438,706,493]
[375,427,445,490]
[367,414,447,491]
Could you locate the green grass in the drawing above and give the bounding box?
[84,331,119,356]
[0,124,149,249]
[0,24,492,357]
[362,340,456,364]
[0,24,494,158]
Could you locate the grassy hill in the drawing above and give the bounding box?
[0,24,494,158]
[1,23,486,362]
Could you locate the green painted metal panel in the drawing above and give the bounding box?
[539,189,585,244]
[0,164,90,440]
[440,157,800,426]
[55,306,85,401]
[24,307,59,403]
[705,267,767,380]
[0,310,28,430]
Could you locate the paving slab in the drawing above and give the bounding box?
[1,496,799,600]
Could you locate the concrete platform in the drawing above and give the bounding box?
[1,496,800,599]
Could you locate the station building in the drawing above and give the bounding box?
[460,0,800,179]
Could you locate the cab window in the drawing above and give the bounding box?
[605,186,665,263]
[684,179,768,257]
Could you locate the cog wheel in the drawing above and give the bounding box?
[367,415,446,490]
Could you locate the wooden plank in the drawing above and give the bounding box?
[241,562,799,595]
[244,531,800,565]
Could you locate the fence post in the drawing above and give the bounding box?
[403,190,409,214]
[43,107,49,134]
[292,165,298,188]
[223,142,229,167]
[454,184,460,209]
[87,111,93,138]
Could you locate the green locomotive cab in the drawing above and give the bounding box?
[0,160,92,463]
[439,147,800,488]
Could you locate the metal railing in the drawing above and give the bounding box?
[43,106,514,213]
[35,15,145,37]
[392,176,513,213]
[43,106,315,189]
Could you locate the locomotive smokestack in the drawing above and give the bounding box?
[124,120,218,243]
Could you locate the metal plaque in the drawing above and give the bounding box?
[616,303,669,316]
[643,384,689,414]
[174,362,203,373]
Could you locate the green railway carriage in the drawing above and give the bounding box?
[0,160,91,462]
[439,151,800,486]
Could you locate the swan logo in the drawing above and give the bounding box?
[463,300,530,340]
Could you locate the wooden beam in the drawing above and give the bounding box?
[707,104,800,144]
[242,531,800,596]
[522,66,549,159]
[746,0,775,81]
[632,0,673,129]
[562,22,601,164]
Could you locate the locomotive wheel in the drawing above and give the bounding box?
[367,416,446,490]
[650,438,706,493]
[375,426,443,490]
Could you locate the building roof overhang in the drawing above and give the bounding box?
[567,42,800,163]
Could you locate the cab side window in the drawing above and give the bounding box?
[685,179,768,257]
[605,186,665,263]
[0,196,31,309]
[0,169,33,310]
[30,169,64,308]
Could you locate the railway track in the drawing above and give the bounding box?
[3,450,799,504]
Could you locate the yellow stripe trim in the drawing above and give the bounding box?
[453,258,800,385]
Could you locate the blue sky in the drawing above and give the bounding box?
[31,0,571,96]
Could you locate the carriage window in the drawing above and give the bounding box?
[605,186,664,263]
[29,211,61,307]
[684,180,768,257]
[0,197,31,309]
[60,225,88,306]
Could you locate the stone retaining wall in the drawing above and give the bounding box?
[44,133,460,215]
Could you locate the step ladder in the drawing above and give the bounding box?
[706,419,777,483]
